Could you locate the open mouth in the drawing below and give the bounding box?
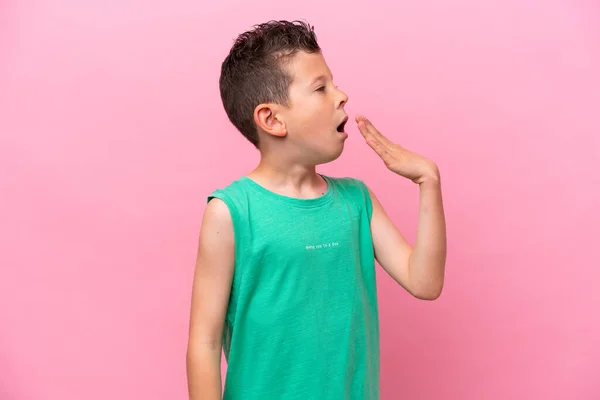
[337,116,349,133]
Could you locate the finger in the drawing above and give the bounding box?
[356,115,395,147]
[356,117,386,146]
[356,118,370,139]
[358,118,393,159]
[365,135,393,162]
[365,119,394,147]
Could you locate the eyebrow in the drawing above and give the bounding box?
[310,74,332,86]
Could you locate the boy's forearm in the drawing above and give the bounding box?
[186,345,222,400]
[408,176,447,299]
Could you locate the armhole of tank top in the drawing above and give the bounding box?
[354,179,374,223]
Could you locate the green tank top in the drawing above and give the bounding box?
[208,175,380,400]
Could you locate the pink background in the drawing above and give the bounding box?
[1,1,599,399]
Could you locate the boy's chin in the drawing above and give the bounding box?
[315,144,345,165]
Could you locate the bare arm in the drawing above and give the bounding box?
[186,198,235,400]
[369,175,446,300]
[356,114,447,300]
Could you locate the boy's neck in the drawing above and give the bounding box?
[247,156,327,199]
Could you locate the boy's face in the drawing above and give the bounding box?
[278,51,349,164]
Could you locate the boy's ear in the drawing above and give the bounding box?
[254,104,287,138]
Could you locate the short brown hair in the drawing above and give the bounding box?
[219,20,321,147]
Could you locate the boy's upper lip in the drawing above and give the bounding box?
[339,115,349,125]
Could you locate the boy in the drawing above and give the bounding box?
[186,20,446,400]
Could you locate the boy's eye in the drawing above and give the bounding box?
[316,86,326,92]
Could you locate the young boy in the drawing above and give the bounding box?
[186,20,446,400]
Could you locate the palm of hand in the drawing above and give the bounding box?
[356,115,439,184]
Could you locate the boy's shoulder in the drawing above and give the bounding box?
[325,174,368,188]
[208,174,371,194]
[206,176,249,200]
[324,175,371,199]
[208,174,370,196]
[206,174,372,213]
[205,174,374,232]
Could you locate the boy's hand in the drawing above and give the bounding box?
[356,115,439,185]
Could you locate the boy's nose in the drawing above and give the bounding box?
[337,88,349,108]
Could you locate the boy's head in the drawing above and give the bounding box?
[219,20,349,164]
